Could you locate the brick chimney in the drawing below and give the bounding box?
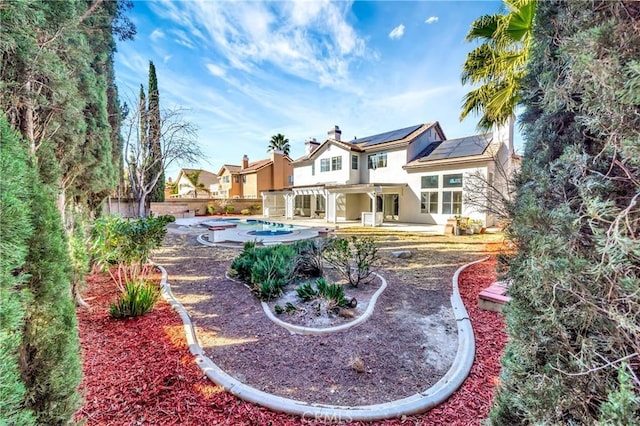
[305,137,320,155]
[271,150,285,189]
[242,154,249,170]
[328,125,341,141]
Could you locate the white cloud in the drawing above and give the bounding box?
[425,16,439,24]
[389,24,405,40]
[171,29,196,49]
[163,55,172,63]
[206,63,226,78]
[148,0,368,90]
[150,29,165,41]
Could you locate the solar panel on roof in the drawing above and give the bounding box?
[420,134,491,161]
[350,124,423,147]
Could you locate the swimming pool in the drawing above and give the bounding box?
[200,218,319,245]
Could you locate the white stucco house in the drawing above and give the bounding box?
[173,168,219,198]
[262,119,517,226]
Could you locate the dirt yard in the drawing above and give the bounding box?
[151,223,505,406]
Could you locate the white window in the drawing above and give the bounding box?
[443,173,463,188]
[421,175,438,189]
[320,158,330,172]
[442,191,462,215]
[420,192,438,213]
[331,156,342,171]
[295,196,310,209]
[351,155,358,170]
[368,152,387,169]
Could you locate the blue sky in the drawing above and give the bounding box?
[114,0,515,180]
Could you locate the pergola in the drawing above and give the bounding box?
[262,183,407,227]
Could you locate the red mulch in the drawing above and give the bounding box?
[75,257,505,425]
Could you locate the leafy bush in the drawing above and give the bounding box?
[323,236,378,287]
[231,243,296,301]
[285,302,297,314]
[295,281,318,301]
[225,205,235,214]
[109,279,160,318]
[296,277,349,311]
[206,204,215,214]
[250,245,295,300]
[599,362,640,424]
[321,281,348,308]
[241,208,250,215]
[90,214,174,289]
[274,304,284,315]
[229,241,257,281]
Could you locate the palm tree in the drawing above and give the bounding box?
[185,170,210,198]
[460,0,537,130]
[268,133,290,156]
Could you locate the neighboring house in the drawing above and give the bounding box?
[262,121,517,226]
[217,151,293,202]
[174,168,219,198]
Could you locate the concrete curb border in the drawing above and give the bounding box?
[157,256,490,421]
[260,272,387,335]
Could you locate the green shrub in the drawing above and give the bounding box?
[599,362,640,425]
[296,281,318,301]
[110,279,160,318]
[274,304,284,315]
[296,277,348,310]
[320,281,348,308]
[229,241,257,281]
[90,214,174,289]
[241,208,250,215]
[250,246,295,300]
[206,204,215,214]
[230,243,296,301]
[225,205,235,214]
[285,302,297,314]
[323,236,378,287]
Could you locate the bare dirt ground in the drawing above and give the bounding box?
[152,223,505,407]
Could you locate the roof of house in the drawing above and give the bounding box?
[404,133,494,169]
[218,155,293,176]
[176,168,218,186]
[293,122,445,164]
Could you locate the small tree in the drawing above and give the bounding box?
[123,104,202,217]
[323,236,378,287]
[462,135,518,222]
[184,169,210,198]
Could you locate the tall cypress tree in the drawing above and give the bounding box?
[491,1,640,424]
[0,115,36,425]
[147,61,164,202]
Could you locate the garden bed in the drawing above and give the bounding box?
[146,226,504,407]
[265,270,384,328]
[75,251,505,425]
